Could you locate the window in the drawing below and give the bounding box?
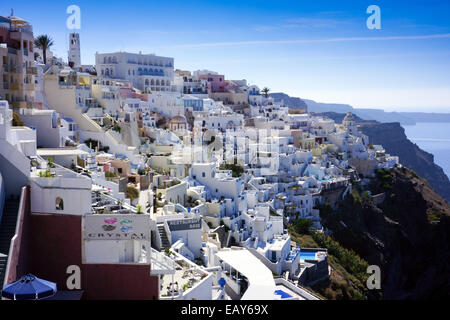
[202,172,205,178]
[56,197,64,210]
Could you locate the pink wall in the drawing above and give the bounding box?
[197,74,228,93]
[28,212,159,300]
[5,192,159,299]
[119,87,148,101]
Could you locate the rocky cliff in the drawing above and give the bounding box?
[359,122,450,203]
[314,112,450,203]
[320,167,450,299]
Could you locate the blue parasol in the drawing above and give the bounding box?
[1,274,57,300]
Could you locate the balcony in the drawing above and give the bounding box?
[150,247,175,275]
[138,70,165,76]
[25,83,35,91]
[10,65,21,73]
[8,47,17,55]
[26,67,37,75]
[10,82,22,90]
[11,101,29,108]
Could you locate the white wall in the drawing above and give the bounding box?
[30,177,91,215]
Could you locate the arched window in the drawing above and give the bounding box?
[145,79,149,86]
[150,79,155,85]
[56,197,64,210]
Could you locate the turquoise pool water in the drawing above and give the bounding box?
[275,290,292,299]
[300,251,317,261]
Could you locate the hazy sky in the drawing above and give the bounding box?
[2,0,450,112]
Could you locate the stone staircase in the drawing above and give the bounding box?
[0,199,20,287]
[157,224,171,249]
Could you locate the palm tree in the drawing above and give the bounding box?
[261,87,270,98]
[34,35,54,65]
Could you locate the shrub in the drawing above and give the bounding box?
[84,138,100,150]
[12,112,24,126]
[126,186,139,200]
[112,123,121,133]
[293,218,313,234]
[219,162,244,178]
[312,232,368,280]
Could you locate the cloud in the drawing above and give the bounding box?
[165,33,450,49]
[251,14,355,32]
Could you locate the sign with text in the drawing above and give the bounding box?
[84,214,150,240]
[167,218,202,231]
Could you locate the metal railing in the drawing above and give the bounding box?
[150,247,175,274]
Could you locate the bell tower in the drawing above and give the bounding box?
[68,33,81,69]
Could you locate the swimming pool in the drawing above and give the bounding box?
[275,290,292,299]
[300,251,317,261]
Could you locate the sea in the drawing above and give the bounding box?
[402,122,450,179]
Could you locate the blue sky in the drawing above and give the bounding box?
[2,0,450,111]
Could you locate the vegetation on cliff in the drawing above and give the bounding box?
[317,167,450,299]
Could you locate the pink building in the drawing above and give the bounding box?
[119,86,148,101]
[197,73,228,93]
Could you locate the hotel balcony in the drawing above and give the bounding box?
[11,101,31,108]
[25,83,35,91]
[10,82,22,90]
[150,247,176,275]
[7,47,17,55]
[26,67,38,75]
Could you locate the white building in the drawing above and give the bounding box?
[95,51,174,93]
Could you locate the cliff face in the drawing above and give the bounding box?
[270,93,308,110]
[359,122,450,202]
[320,167,450,299]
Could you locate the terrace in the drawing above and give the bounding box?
[157,250,211,299]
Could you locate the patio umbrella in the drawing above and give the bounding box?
[1,274,57,300]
